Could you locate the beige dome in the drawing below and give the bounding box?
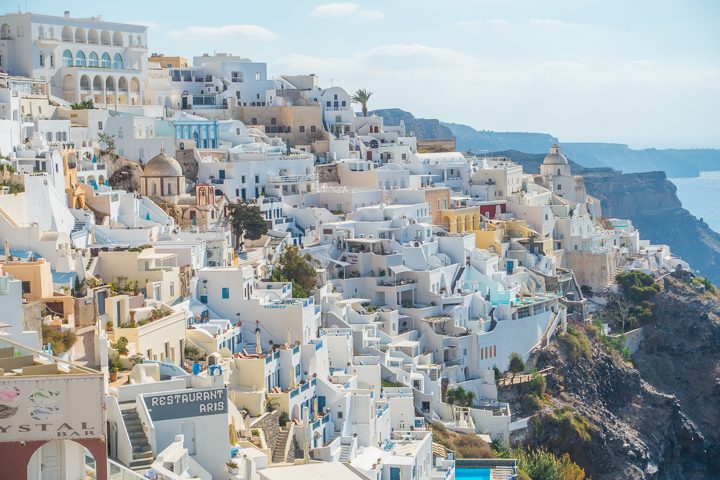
[143,152,183,177]
[543,144,569,166]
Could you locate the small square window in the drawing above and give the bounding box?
[221,287,230,299]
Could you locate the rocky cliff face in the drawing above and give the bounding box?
[522,277,719,479]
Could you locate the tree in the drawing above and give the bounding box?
[351,89,374,117]
[446,386,475,407]
[227,201,268,249]
[269,245,318,298]
[97,132,117,159]
[508,352,525,377]
[70,99,94,110]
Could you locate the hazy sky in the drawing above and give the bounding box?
[16,0,720,148]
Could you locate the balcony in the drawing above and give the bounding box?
[266,174,318,184]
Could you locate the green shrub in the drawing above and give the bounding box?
[521,393,543,412]
[616,271,659,302]
[524,372,547,398]
[41,325,77,355]
[558,326,591,362]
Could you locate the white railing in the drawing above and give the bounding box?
[108,459,147,479]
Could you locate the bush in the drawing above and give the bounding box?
[115,337,129,355]
[521,393,543,412]
[508,352,525,374]
[524,372,547,398]
[558,326,591,362]
[516,448,585,480]
[616,271,659,303]
[279,412,290,426]
[41,325,77,355]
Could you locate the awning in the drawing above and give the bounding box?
[389,264,412,274]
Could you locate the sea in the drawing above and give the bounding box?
[670,171,720,234]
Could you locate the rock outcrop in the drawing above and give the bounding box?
[518,277,719,479]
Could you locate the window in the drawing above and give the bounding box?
[62,49,73,67]
[557,168,561,175]
[221,287,230,299]
[310,126,316,132]
[112,53,123,69]
[101,52,111,68]
[241,175,246,183]
[46,132,53,142]
[341,100,346,106]
[557,184,562,190]
[254,175,259,183]
[88,51,98,67]
[270,117,277,125]
[299,125,305,133]
[39,54,44,67]
[251,117,257,124]
[170,282,175,297]
[76,51,86,67]
[98,121,103,130]
[254,72,261,81]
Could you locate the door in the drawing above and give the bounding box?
[40,440,61,480]
[181,96,188,110]
[366,151,372,161]
[182,421,196,455]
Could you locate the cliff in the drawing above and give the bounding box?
[517,276,720,479]
[372,109,454,141]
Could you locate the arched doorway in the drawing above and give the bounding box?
[27,439,98,480]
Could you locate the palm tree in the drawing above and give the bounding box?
[351,89,374,117]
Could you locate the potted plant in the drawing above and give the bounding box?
[109,367,118,382]
[106,320,113,332]
[226,460,239,474]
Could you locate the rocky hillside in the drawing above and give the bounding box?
[513,276,719,479]
[496,150,720,285]
[372,109,454,140]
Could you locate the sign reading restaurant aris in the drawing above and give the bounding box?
[142,387,227,422]
[0,376,105,442]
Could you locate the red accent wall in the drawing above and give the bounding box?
[0,438,107,480]
[479,203,506,219]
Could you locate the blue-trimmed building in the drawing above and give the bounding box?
[170,112,218,149]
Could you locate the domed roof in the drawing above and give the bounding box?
[143,152,183,177]
[543,144,569,166]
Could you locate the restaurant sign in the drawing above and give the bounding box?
[142,387,227,421]
[0,376,105,442]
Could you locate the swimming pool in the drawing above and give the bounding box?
[455,467,491,480]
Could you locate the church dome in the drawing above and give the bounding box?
[143,152,183,177]
[543,144,569,166]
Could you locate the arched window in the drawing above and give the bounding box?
[62,50,73,67]
[93,75,103,91]
[1,23,12,39]
[100,30,111,45]
[112,31,123,46]
[88,52,98,67]
[74,27,86,43]
[75,51,86,67]
[112,53,123,70]
[88,29,98,44]
[101,53,111,68]
[61,25,73,42]
[38,26,45,38]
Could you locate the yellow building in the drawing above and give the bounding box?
[1,258,75,323]
[61,147,86,209]
[148,54,189,68]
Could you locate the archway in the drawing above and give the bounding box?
[80,75,91,91]
[291,404,301,421]
[88,51,99,67]
[100,30,111,46]
[112,31,123,46]
[75,50,86,67]
[92,75,103,91]
[27,439,99,480]
[100,52,111,68]
[88,29,98,44]
[130,77,140,92]
[0,23,11,39]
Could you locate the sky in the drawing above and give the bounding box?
[14,0,720,148]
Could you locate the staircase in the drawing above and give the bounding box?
[121,405,154,472]
[339,442,352,462]
[272,428,291,463]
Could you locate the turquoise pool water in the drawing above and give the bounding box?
[456,468,491,480]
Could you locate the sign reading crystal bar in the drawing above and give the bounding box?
[0,376,105,442]
[143,387,227,421]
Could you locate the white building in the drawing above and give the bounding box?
[0,12,148,105]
